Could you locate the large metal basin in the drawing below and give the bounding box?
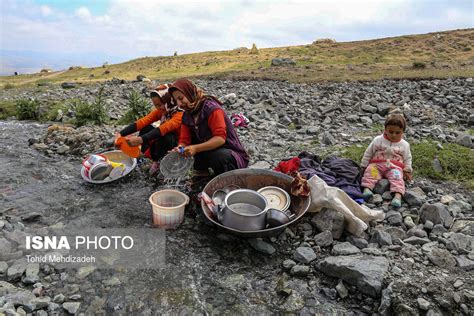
[201,169,311,238]
[81,150,137,184]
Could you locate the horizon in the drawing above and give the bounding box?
[1,0,473,76]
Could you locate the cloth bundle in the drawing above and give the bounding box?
[308,175,384,237]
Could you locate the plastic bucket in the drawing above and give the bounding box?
[149,190,189,229]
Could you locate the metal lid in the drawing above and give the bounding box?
[160,152,194,179]
[257,186,290,212]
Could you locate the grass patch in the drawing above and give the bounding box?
[41,100,70,122]
[0,100,17,119]
[16,99,40,120]
[3,83,15,90]
[339,140,474,188]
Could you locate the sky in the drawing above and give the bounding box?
[0,0,473,75]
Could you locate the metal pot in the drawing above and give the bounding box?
[266,209,296,228]
[218,189,268,231]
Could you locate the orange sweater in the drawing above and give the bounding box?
[136,109,183,137]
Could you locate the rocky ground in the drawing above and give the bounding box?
[0,78,473,315]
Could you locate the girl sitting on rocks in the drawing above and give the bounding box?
[360,113,413,208]
[168,79,249,177]
[117,84,183,175]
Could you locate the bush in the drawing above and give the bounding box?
[15,99,39,120]
[4,83,15,90]
[118,90,152,124]
[72,86,108,126]
[412,61,426,69]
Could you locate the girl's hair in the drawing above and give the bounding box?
[385,114,406,131]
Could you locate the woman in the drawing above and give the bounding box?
[117,84,183,174]
[168,79,249,176]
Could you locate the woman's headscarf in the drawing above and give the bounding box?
[168,79,221,114]
[149,83,182,121]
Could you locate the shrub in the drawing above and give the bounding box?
[4,83,15,90]
[412,61,426,69]
[118,90,152,124]
[72,86,108,126]
[15,99,40,120]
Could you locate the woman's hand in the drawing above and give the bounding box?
[183,145,198,157]
[114,132,121,148]
[403,171,413,181]
[126,136,143,147]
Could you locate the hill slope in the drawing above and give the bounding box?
[1,28,473,87]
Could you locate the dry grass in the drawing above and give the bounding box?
[1,28,473,87]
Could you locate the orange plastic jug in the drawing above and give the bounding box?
[115,136,141,158]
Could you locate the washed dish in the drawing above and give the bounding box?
[81,150,137,184]
[257,186,291,212]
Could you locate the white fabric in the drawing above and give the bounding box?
[361,134,412,172]
[308,175,385,237]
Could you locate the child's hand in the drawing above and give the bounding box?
[403,171,413,181]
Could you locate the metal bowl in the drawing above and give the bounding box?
[81,150,137,184]
[201,169,311,238]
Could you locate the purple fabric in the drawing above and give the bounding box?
[182,98,249,169]
[298,152,363,199]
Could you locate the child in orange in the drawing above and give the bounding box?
[360,114,413,208]
[117,84,183,174]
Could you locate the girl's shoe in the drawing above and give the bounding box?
[362,188,374,199]
[391,198,402,208]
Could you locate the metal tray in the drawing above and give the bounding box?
[81,150,137,184]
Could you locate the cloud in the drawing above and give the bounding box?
[75,6,92,21]
[40,5,53,16]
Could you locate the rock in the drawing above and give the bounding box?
[378,282,393,315]
[22,263,40,284]
[374,179,390,194]
[420,203,453,228]
[447,233,472,251]
[282,259,296,270]
[317,255,389,297]
[384,227,407,241]
[290,265,310,277]
[404,188,426,207]
[293,247,317,264]
[136,74,147,81]
[313,231,333,247]
[53,294,65,303]
[370,230,392,246]
[386,211,403,225]
[431,224,447,236]
[56,145,70,154]
[76,266,95,279]
[455,133,473,148]
[403,236,430,245]
[372,194,383,204]
[456,255,474,271]
[432,158,443,173]
[424,220,434,231]
[362,248,383,256]
[271,58,296,66]
[61,82,76,89]
[417,297,430,311]
[62,302,81,314]
[7,260,27,282]
[440,195,455,204]
[20,212,42,222]
[331,242,361,255]
[311,209,345,239]
[322,131,337,145]
[248,161,272,169]
[449,200,472,214]
[248,239,276,255]
[346,236,369,249]
[382,191,393,201]
[361,104,377,113]
[427,248,456,268]
[0,261,8,275]
[336,280,348,298]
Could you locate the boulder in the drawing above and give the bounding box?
[311,209,345,239]
[317,255,389,297]
[420,203,453,228]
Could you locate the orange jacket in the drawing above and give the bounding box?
[136,109,183,137]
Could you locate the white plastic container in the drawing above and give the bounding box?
[149,190,189,229]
